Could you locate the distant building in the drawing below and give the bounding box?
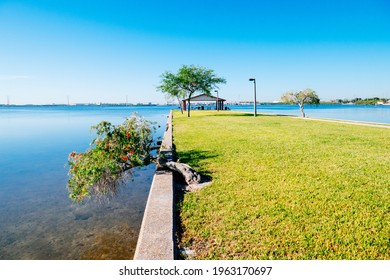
[182,94,227,111]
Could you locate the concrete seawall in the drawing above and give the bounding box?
[133,111,174,260]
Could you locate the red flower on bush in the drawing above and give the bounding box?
[121,155,128,161]
[125,132,131,139]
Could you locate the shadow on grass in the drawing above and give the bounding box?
[172,148,217,259]
[208,112,254,117]
[174,147,217,179]
[206,112,294,117]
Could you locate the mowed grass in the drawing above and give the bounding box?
[173,111,390,259]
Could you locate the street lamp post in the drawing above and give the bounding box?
[249,78,257,117]
[214,90,219,111]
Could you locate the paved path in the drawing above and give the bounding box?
[300,116,390,129]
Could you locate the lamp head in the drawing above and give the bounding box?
[249,78,255,82]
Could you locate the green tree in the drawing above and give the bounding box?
[67,115,155,202]
[67,115,201,203]
[158,65,226,117]
[157,72,186,114]
[281,88,320,118]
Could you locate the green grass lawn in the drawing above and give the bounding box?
[173,111,390,260]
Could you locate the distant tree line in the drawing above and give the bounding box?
[331,97,390,105]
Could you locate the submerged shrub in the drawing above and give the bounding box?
[67,115,155,202]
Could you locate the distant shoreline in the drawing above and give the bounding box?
[0,103,164,107]
[1,102,389,107]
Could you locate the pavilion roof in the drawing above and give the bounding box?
[182,93,226,102]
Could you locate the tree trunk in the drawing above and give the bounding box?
[164,161,201,184]
[177,97,183,114]
[157,157,201,185]
[187,99,191,117]
[299,104,306,118]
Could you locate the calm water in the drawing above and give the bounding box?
[0,104,388,260]
[230,104,390,123]
[0,105,174,260]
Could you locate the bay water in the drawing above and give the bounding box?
[0,105,174,259]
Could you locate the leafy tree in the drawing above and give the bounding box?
[157,72,186,114]
[158,65,226,117]
[67,115,155,202]
[281,88,320,118]
[67,114,201,203]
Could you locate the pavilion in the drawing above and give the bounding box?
[182,93,226,111]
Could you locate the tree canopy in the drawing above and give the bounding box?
[281,88,320,118]
[158,65,226,117]
[67,115,155,202]
[157,72,186,114]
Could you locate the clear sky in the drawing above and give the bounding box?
[1,0,390,105]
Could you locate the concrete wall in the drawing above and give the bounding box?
[133,111,174,260]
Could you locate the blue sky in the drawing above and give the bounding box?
[1,0,390,104]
